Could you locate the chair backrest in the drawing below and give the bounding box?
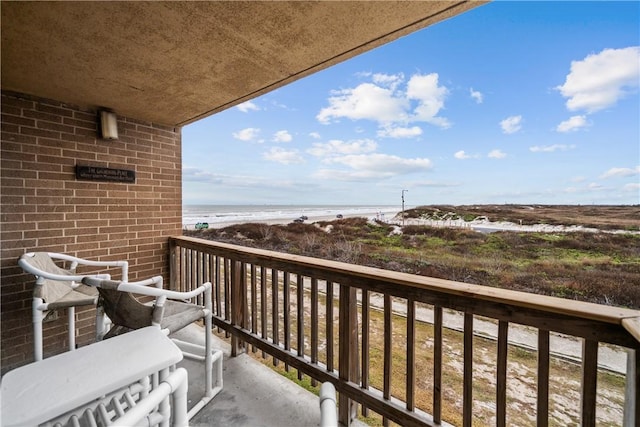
[19,252,78,302]
[81,278,156,336]
[99,288,154,331]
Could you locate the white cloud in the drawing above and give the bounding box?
[184,167,300,192]
[470,88,483,104]
[316,83,407,124]
[232,127,261,142]
[500,115,522,134]
[372,72,404,90]
[316,153,432,180]
[272,130,293,143]
[307,139,377,157]
[556,115,589,133]
[600,166,640,179]
[316,72,450,129]
[309,132,321,139]
[236,101,260,113]
[377,126,422,138]
[406,73,451,128]
[263,147,304,164]
[488,149,507,159]
[183,167,224,184]
[556,46,640,113]
[588,182,605,190]
[529,144,576,152]
[623,182,640,191]
[406,180,461,188]
[454,150,471,159]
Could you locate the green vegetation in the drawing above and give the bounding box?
[188,212,640,308]
[194,205,637,425]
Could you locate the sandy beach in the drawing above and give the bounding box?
[183,207,400,230]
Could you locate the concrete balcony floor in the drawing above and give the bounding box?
[173,325,359,427]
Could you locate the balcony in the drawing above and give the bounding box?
[169,235,640,426]
[3,236,637,426]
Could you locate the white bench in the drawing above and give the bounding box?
[1,326,187,427]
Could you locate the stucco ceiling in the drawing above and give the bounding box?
[1,1,483,127]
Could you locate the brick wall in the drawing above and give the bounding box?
[1,90,183,372]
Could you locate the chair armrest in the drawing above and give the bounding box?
[20,252,129,281]
[119,281,212,302]
[83,277,212,302]
[47,253,128,281]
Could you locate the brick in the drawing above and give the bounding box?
[37,120,76,134]
[2,113,37,127]
[1,122,20,134]
[74,110,96,121]
[0,104,23,116]
[22,144,62,156]
[23,229,64,239]
[37,154,76,165]
[1,90,181,368]
[1,94,35,109]
[1,131,37,144]
[2,150,37,162]
[63,116,96,130]
[37,137,77,150]
[36,103,74,118]
[21,127,61,139]
[24,109,64,123]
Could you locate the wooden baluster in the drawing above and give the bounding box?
[297,274,305,380]
[260,266,267,359]
[338,285,358,426]
[496,320,509,427]
[272,268,279,367]
[463,312,473,427]
[185,249,192,293]
[433,305,442,424]
[231,261,247,357]
[326,281,334,373]
[623,348,638,427]
[284,272,291,372]
[214,256,221,332]
[538,329,550,427]
[169,238,178,291]
[224,258,231,338]
[242,262,248,332]
[581,339,598,427]
[230,260,242,356]
[311,277,318,387]
[196,251,203,305]
[383,294,392,427]
[251,264,257,353]
[361,290,370,417]
[406,298,415,412]
[204,252,209,310]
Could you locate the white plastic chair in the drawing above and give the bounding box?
[17,252,128,361]
[82,275,223,419]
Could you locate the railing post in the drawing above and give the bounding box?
[623,349,638,427]
[231,260,246,357]
[338,285,358,426]
[169,238,178,291]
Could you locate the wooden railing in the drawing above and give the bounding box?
[170,236,640,426]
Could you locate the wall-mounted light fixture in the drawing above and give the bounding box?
[99,109,118,140]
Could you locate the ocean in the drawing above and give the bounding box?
[183,205,402,229]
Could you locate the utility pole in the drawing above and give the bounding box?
[401,189,408,226]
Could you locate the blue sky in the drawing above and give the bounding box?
[183,1,640,206]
